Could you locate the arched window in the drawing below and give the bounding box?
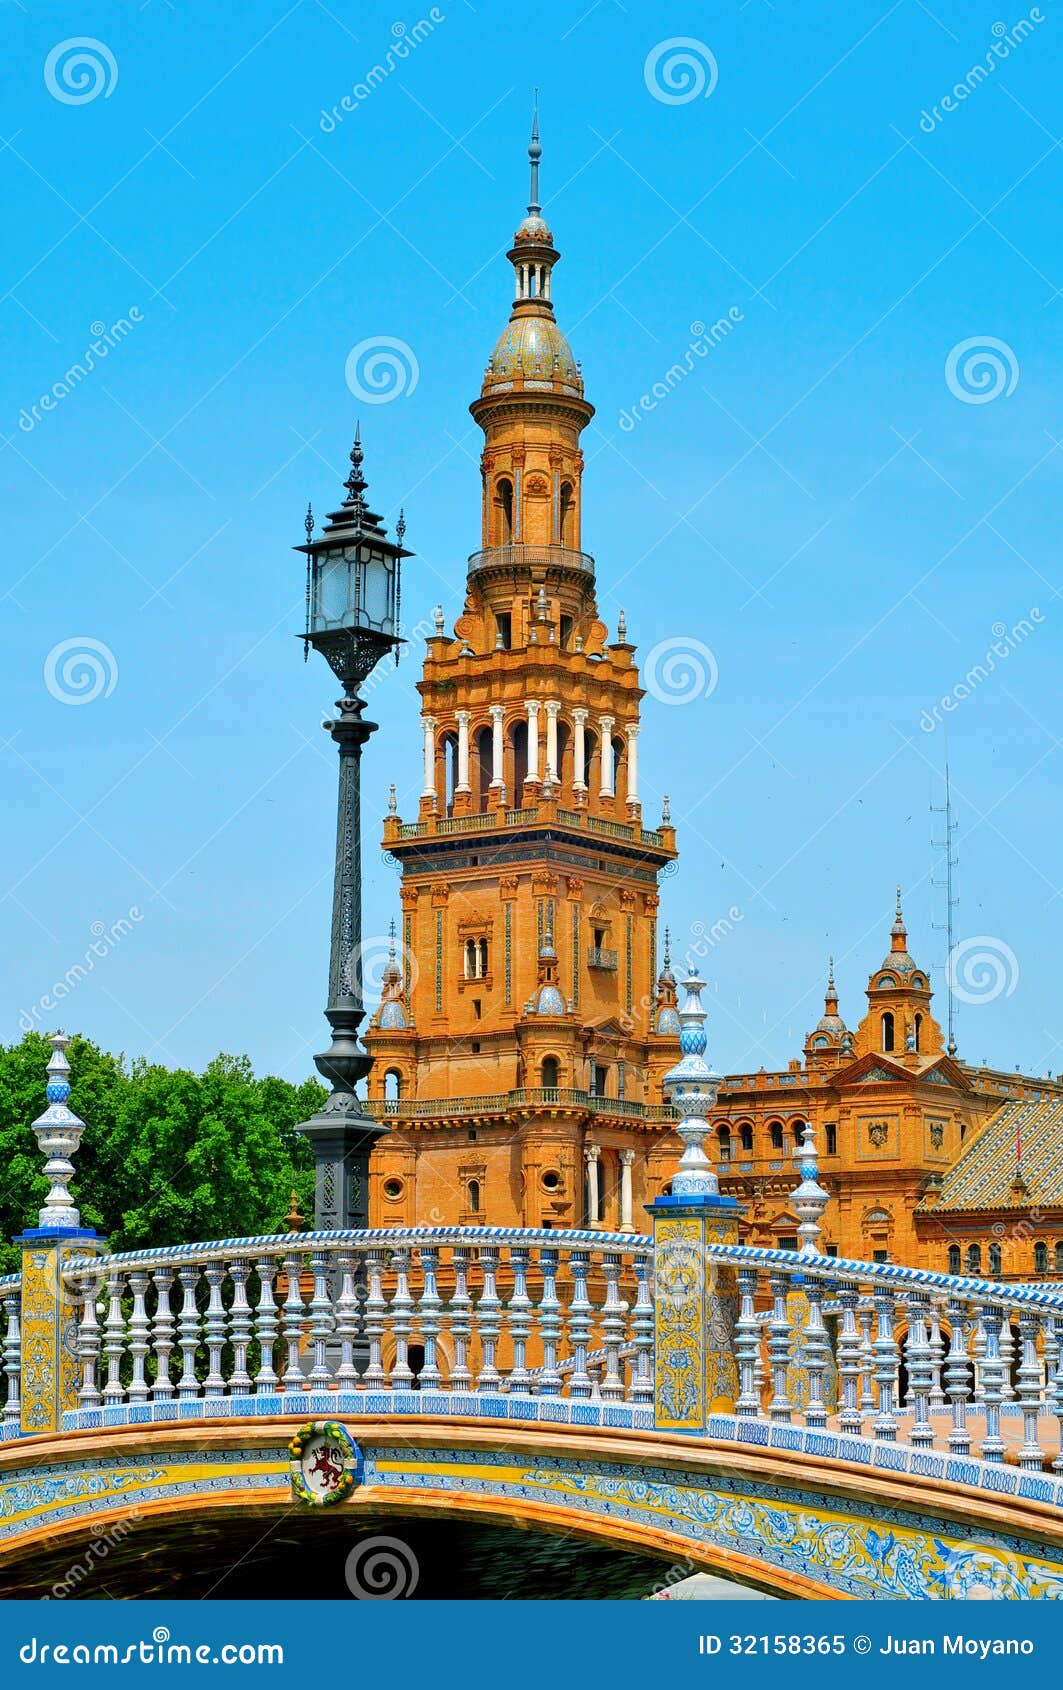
[881,1011,895,1052]
[384,1069,402,1104]
[611,735,625,791]
[825,1123,837,1156]
[988,1242,1001,1277]
[769,1121,784,1152]
[966,1243,981,1274]
[467,1179,480,1214]
[792,1121,806,1147]
[541,1055,559,1090]
[1035,1241,1048,1274]
[948,1244,961,1274]
[914,1012,923,1052]
[583,729,598,800]
[476,725,493,810]
[739,1123,754,1153]
[559,480,574,547]
[443,731,459,816]
[510,719,528,796]
[496,477,514,544]
[1054,1242,1063,1274]
[478,937,489,977]
[717,1126,731,1163]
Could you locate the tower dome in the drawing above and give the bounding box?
[654,927,681,1036]
[531,928,566,1017]
[376,921,409,1030]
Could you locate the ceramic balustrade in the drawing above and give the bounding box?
[0,1279,20,1434]
[60,1228,653,1420]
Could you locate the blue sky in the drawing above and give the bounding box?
[2,0,1060,1084]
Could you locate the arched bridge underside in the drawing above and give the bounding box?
[3,1409,1063,1599]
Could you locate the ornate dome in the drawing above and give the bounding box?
[877,890,922,979]
[533,983,566,1016]
[484,315,581,388]
[379,999,408,1030]
[514,212,553,245]
[655,1006,681,1036]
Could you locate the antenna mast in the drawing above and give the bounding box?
[931,762,959,1056]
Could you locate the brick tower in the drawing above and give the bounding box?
[365,115,681,1230]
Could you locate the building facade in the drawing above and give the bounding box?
[364,128,1063,1278]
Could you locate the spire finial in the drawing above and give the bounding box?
[827,954,835,992]
[528,89,541,214]
[664,926,672,967]
[32,1030,89,1231]
[345,422,367,509]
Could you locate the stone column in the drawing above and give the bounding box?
[625,722,640,809]
[526,701,540,785]
[584,1142,600,1227]
[544,700,561,785]
[619,1148,635,1233]
[455,710,471,796]
[572,708,588,793]
[599,716,615,797]
[421,716,436,801]
[490,705,505,790]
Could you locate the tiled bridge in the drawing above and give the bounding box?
[5,1225,1063,1599]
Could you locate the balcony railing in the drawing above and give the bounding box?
[467,543,595,578]
[367,1088,677,1123]
[587,947,618,970]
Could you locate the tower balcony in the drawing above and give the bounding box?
[467,542,595,579]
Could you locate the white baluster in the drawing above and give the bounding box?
[1052,1314,1063,1475]
[734,1268,762,1418]
[567,1250,593,1399]
[252,1256,279,1394]
[281,1251,306,1396]
[905,1290,934,1449]
[803,1276,829,1431]
[416,1245,443,1392]
[944,1296,972,1456]
[630,1252,654,1406]
[334,1250,360,1390]
[389,1246,414,1390]
[979,1303,1006,1463]
[872,1288,898,1441]
[506,1246,533,1394]
[475,1246,501,1393]
[363,1248,387,1390]
[1000,1317,1016,1402]
[203,1261,226,1399]
[307,1249,334,1392]
[177,1267,200,1401]
[228,1258,252,1395]
[75,1270,100,1412]
[1017,1310,1045,1472]
[103,1268,126,1407]
[535,1245,562,1397]
[127,1272,150,1405]
[599,1251,625,1402]
[151,1269,174,1402]
[836,1283,862,1435]
[767,1272,792,1424]
[858,1305,876,1413]
[3,1291,23,1427]
[448,1246,472,1393]
[929,1301,947,1413]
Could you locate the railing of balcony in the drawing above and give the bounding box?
[467,544,595,578]
[587,947,618,970]
[366,1088,678,1122]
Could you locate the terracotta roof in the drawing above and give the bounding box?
[919,1097,1063,1212]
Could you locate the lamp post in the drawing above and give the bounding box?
[294,426,410,1231]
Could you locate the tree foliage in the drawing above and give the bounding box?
[0,1034,322,1273]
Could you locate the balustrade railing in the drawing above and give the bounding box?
[0,1276,20,1434]
[366,1088,677,1122]
[60,1229,653,1420]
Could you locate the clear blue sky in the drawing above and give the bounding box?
[2,0,1060,1084]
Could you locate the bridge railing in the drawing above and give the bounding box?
[59,1227,654,1420]
[0,1275,20,1435]
[706,1242,1063,1472]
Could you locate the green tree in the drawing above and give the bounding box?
[0,1034,322,1273]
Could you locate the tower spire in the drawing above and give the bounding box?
[528,90,541,214]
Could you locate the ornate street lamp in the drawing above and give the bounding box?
[294,426,410,1230]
